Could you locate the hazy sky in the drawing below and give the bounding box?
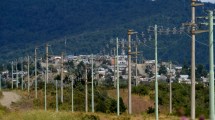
[201,0,215,3]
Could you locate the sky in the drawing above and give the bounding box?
[201,0,215,3]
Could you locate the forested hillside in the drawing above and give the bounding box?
[0,0,215,64]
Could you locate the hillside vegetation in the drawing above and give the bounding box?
[0,83,209,119]
[132,83,209,118]
[0,0,215,64]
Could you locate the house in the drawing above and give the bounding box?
[178,75,191,84]
[201,77,209,86]
[97,68,106,78]
[175,66,183,73]
[2,70,9,75]
[144,60,155,64]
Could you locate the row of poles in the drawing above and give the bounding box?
[127,1,214,119]
[5,1,214,119]
[126,9,214,120]
[189,1,214,120]
[11,57,29,91]
[8,40,119,114]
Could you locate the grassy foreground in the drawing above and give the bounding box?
[1,110,179,120]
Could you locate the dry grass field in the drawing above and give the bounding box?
[0,90,184,120]
[1,110,179,120]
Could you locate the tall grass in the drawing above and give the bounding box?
[2,110,99,120]
[1,110,179,120]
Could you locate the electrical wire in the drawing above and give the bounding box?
[183,31,208,47]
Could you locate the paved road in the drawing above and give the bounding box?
[0,91,21,109]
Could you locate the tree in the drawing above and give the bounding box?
[181,64,190,75]
[74,61,86,81]
[196,64,208,80]
[65,61,75,72]
[159,65,167,75]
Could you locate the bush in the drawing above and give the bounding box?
[81,114,100,120]
[132,84,149,96]
[33,98,42,107]
[96,97,126,114]
[147,107,155,114]
[113,116,130,120]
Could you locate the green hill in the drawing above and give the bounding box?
[0,0,214,64]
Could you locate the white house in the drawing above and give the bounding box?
[178,75,191,84]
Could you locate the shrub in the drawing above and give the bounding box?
[132,84,149,96]
[147,107,155,114]
[33,98,42,107]
[81,114,100,120]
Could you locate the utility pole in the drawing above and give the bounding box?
[71,76,74,112]
[11,61,13,89]
[135,43,138,86]
[181,1,204,119]
[85,68,88,112]
[16,60,18,88]
[169,61,172,114]
[56,80,58,112]
[154,24,158,120]
[0,74,2,91]
[190,1,203,119]
[191,1,196,119]
[61,52,64,103]
[91,54,94,113]
[21,58,24,90]
[128,30,132,114]
[127,30,137,114]
[27,56,30,93]
[45,43,48,111]
[35,47,38,99]
[208,10,214,120]
[116,37,120,116]
[113,48,116,88]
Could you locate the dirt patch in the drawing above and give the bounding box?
[0,91,21,109]
[108,89,154,114]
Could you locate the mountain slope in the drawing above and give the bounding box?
[0,0,215,65]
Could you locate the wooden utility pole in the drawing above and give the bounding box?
[27,56,30,93]
[0,74,2,91]
[127,30,137,114]
[35,48,38,98]
[91,54,94,113]
[11,61,13,89]
[135,43,138,86]
[16,60,18,88]
[190,1,203,119]
[21,58,24,90]
[169,62,172,114]
[191,1,196,119]
[61,52,64,103]
[116,37,120,116]
[45,43,48,111]
[71,76,74,112]
[85,68,88,112]
[154,25,158,120]
[56,80,58,112]
[208,10,214,120]
[182,1,204,119]
[128,30,132,114]
[113,48,116,88]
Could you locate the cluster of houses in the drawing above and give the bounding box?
[1,54,209,87]
[47,54,209,85]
